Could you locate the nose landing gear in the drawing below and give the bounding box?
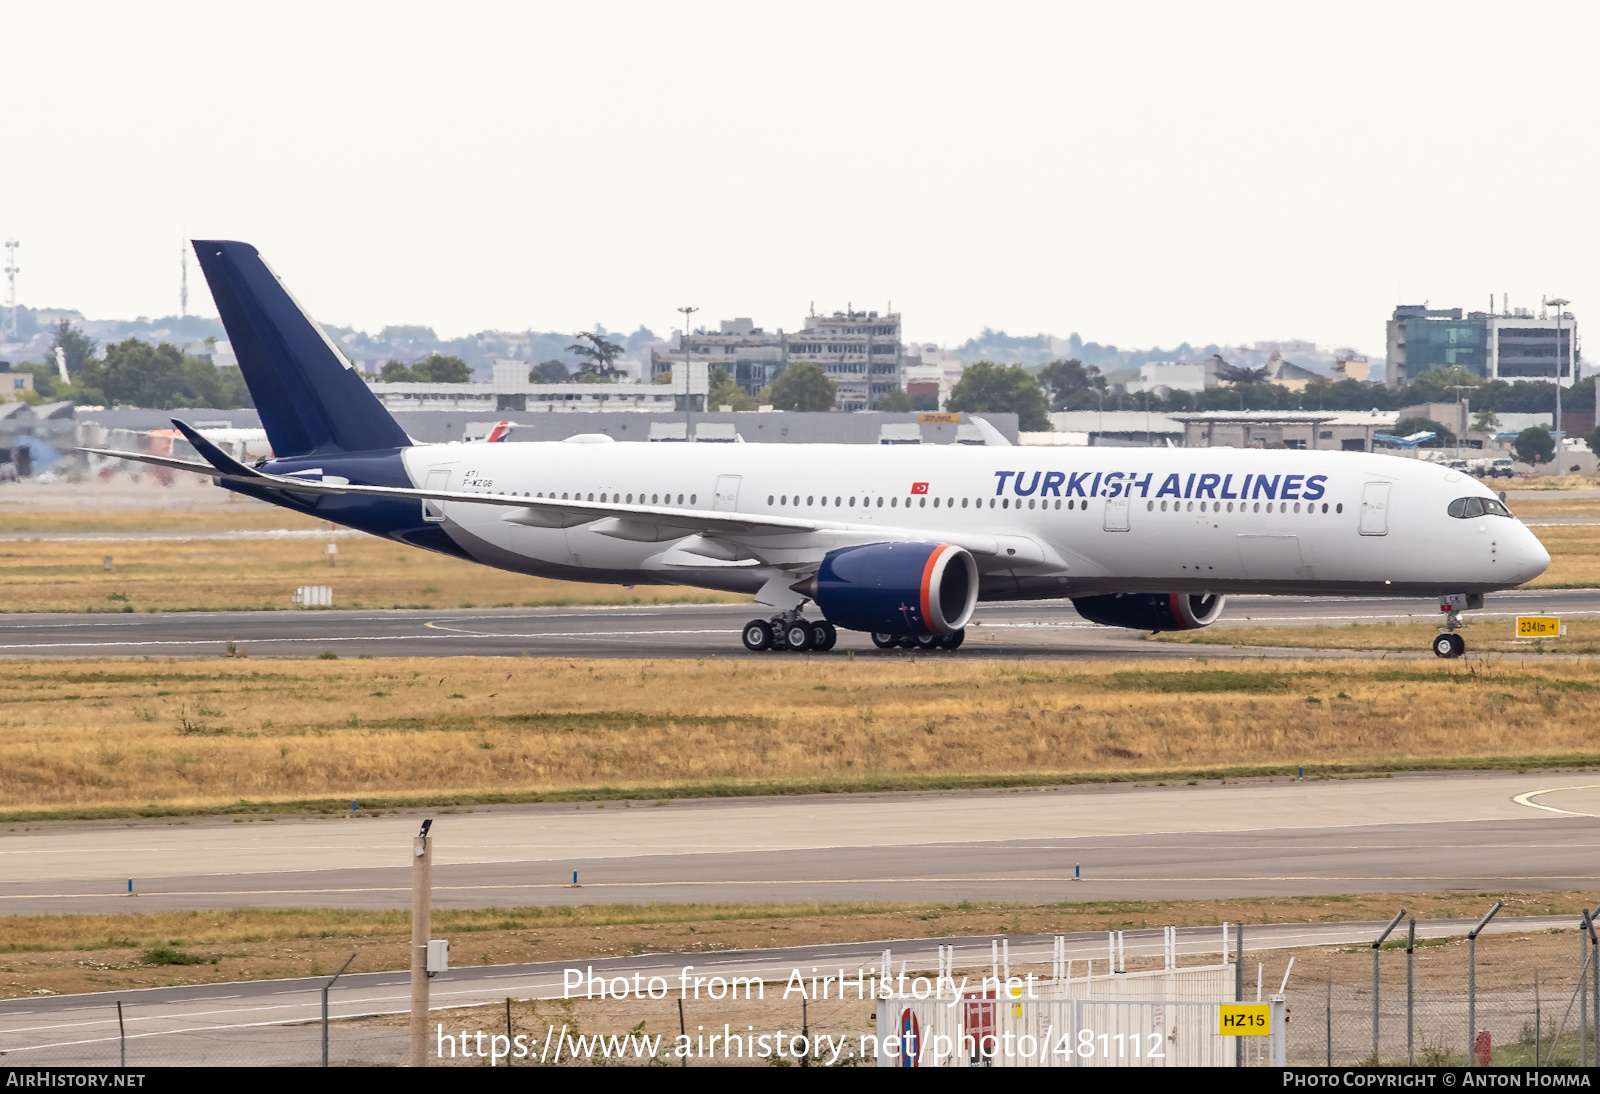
[1432,599,1470,658]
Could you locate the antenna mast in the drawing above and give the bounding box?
[3,238,17,339]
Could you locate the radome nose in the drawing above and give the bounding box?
[1511,525,1551,583]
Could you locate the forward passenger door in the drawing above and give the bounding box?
[1103,494,1130,532]
[1359,482,1390,536]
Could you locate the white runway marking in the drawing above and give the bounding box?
[1511,784,1600,817]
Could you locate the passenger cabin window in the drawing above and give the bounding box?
[1447,497,1512,519]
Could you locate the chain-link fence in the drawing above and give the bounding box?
[1286,911,1600,1067]
[10,915,1597,1067]
[10,1011,406,1068]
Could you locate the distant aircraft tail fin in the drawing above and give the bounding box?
[191,241,412,457]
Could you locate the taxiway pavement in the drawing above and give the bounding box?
[0,588,1594,661]
[3,772,1596,914]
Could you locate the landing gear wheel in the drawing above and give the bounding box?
[914,634,940,650]
[1432,632,1466,659]
[871,633,899,649]
[938,629,966,650]
[741,619,773,652]
[783,620,814,651]
[811,621,837,651]
[897,637,918,649]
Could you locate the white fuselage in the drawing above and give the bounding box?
[398,440,1550,605]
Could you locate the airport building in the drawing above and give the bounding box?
[1386,302,1579,388]
[1170,410,1401,451]
[73,405,1018,446]
[1037,410,1186,446]
[648,318,787,399]
[899,342,965,408]
[1122,359,1218,395]
[367,360,680,413]
[650,308,907,412]
[786,308,904,412]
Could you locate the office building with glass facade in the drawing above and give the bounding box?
[1385,306,1488,387]
[1386,304,1579,388]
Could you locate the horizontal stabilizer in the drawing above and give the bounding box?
[168,419,269,480]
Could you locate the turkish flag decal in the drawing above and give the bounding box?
[911,482,929,494]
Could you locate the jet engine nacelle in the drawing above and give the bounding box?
[1071,592,1226,632]
[803,542,979,636]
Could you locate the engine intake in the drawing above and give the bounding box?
[1071,592,1226,632]
[798,542,978,636]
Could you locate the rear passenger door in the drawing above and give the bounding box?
[422,468,451,522]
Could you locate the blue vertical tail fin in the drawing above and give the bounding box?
[192,240,411,456]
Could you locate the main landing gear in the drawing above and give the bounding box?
[871,630,966,651]
[741,613,838,653]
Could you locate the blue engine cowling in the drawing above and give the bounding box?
[1071,592,1226,632]
[808,542,979,636]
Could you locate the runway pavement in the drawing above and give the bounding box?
[4,772,1597,1063]
[0,915,1573,1066]
[3,772,1596,914]
[0,587,1595,660]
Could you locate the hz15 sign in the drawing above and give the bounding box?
[1218,1004,1271,1036]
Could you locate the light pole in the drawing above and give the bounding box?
[3,238,17,339]
[1546,297,1570,440]
[677,306,699,434]
[409,818,433,1067]
[1453,384,1473,453]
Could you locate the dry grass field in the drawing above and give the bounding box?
[0,891,1587,998]
[1507,495,1600,519]
[1521,525,1600,587]
[3,656,1600,818]
[1156,616,1600,654]
[0,520,746,613]
[1505,472,1600,491]
[0,505,326,534]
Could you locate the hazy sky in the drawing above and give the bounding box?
[5,1,1597,356]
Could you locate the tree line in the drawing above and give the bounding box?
[15,321,1591,453]
[940,359,1598,439]
[3,321,253,409]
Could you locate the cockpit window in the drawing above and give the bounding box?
[1447,496,1513,519]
